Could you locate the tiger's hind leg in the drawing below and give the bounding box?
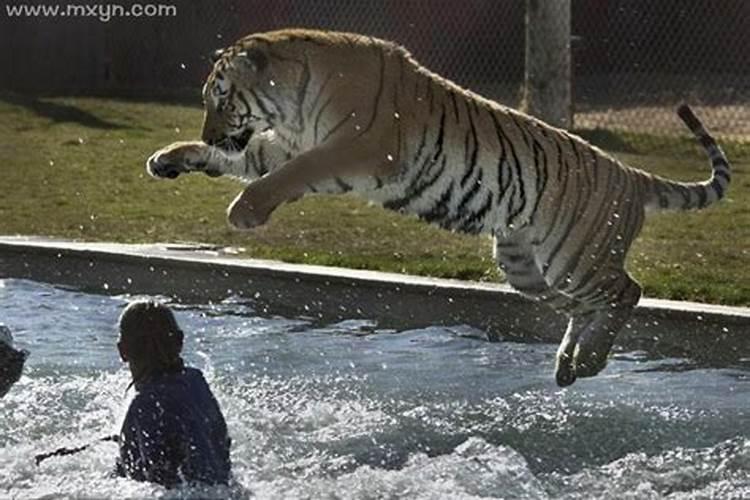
[553,271,642,386]
[494,235,581,315]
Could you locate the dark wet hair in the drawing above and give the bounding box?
[119,300,184,384]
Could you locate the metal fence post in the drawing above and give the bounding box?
[522,0,572,129]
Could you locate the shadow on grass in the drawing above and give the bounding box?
[574,128,639,154]
[575,127,750,160]
[0,93,128,130]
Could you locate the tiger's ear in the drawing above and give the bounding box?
[209,48,225,64]
[234,48,268,74]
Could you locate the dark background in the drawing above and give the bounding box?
[1,0,748,130]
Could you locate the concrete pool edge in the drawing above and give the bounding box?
[1,236,748,364]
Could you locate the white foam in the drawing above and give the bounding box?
[251,437,546,499]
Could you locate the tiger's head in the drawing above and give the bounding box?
[202,39,302,153]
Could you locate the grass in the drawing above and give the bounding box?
[1,93,748,305]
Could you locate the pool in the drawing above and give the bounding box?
[1,278,748,498]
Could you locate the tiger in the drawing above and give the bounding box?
[146,29,731,386]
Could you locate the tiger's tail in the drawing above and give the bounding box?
[642,104,731,212]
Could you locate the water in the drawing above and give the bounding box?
[1,278,748,499]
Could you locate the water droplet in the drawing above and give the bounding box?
[269,80,276,87]
[179,63,186,70]
[393,112,400,119]
[386,154,394,162]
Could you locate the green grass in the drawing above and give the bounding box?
[1,93,748,305]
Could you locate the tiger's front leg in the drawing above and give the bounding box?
[146,131,288,181]
[147,141,222,179]
[227,135,397,230]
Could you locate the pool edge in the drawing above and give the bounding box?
[1,236,748,364]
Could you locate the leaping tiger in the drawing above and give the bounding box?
[147,29,731,386]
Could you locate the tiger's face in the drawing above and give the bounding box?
[201,46,277,153]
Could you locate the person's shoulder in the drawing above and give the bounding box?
[183,366,211,387]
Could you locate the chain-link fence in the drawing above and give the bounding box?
[1,0,748,141]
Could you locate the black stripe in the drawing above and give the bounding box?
[699,135,714,149]
[418,181,454,224]
[713,157,730,170]
[677,184,692,209]
[427,81,434,114]
[313,95,334,144]
[509,113,532,149]
[460,103,479,187]
[256,142,269,175]
[714,169,730,181]
[499,118,526,227]
[453,168,484,220]
[450,92,460,122]
[461,192,494,234]
[543,149,591,278]
[433,108,446,161]
[244,150,256,176]
[712,177,725,198]
[556,164,619,293]
[258,88,286,123]
[528,139,548,225]
[236,91,253,120]
[294,57,311,133]
[335,177,352,192]
[697,184,708,208]
[248,89,272,119]
[309,71,335,115]
[412,126,428,165]
[385,156,448,211]
[359,48,386,136]
[489,111,511,202]
[321,112,353,143]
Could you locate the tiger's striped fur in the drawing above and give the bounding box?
[147,29,731,386]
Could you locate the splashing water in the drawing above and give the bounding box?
[0,279,748,499]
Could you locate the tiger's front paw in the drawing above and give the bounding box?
[226,189,275,230]
[147,141,220,179]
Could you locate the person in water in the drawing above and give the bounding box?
[115,300,231,488]
[0,324,27,398]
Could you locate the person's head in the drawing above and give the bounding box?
[0,324,28,398]
[117,300,184,385]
